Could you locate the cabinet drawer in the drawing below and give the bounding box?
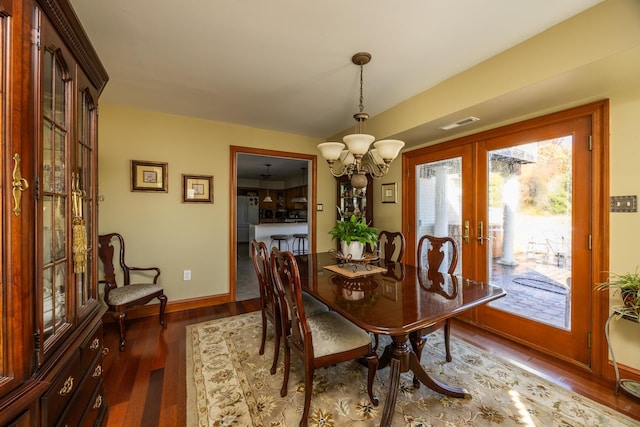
[80,323,103,372]
[79,381,105,427]
[41,351,82,427]
[54,355,103,427]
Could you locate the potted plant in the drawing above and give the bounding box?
[596,268,640,321]
[329,214,378,260]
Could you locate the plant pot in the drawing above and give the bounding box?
[622,289,638,308]
[341,241,364,260]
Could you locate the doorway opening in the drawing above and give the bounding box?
[230,146,316,301]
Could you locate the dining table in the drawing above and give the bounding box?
[295,251,507,427]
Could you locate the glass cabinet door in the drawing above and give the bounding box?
[40,47,71,346]
[337,176,373,225]
[75,83,98,319]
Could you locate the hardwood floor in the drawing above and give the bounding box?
[101,299,640,426]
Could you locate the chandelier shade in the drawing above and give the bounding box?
[261,164,273,203]
[318,52,404,189]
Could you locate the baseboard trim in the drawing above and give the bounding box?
[101,294,233,323]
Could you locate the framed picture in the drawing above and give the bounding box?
[131,160,168,192]
[381,182,397,203]
[182,174,213,203]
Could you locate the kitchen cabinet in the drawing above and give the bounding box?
[337,176,373,225]
[0,0,109,425]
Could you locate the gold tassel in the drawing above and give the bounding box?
[73,217,87,273]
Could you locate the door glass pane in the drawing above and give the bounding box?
[43,196,53,264]
[487,137,572,330]
[339,182,366,220]
[43,267,53,340]
[54,263,67,329]
[54,127,65,192]
[415,157,462,275]
[43,122,53,191]
[54,196,66,261]
[43,50,53,118]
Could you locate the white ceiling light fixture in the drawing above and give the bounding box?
[317,52,404,189]
[291,167,308,203]
[261,164,273,203]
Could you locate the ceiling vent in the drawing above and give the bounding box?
[437,116,480,131]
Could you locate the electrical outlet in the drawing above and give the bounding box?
[183,270,191,281]
[610,195,637,212]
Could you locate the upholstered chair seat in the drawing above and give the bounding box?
[106,283,164,306]
[307,311,373,358]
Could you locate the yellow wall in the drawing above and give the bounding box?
[97,104,331,301]
[98,0,640,369]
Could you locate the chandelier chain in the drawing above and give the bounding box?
[358,64,365,114]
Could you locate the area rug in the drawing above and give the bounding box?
[186,312,637,426]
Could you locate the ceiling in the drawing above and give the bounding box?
[70,0,603,145]
[69,1,618,182]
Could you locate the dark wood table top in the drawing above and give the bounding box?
[296,252,506,336]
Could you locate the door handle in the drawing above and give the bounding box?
[12,154,29,216]
[463,220,470,244]
[477,220,490,245]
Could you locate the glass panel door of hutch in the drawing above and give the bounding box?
[75,85,98,319]
[40,47,71,347]
[338,182,370,222]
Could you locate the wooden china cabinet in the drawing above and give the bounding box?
[336,175,373,225]
[0,1,108,426]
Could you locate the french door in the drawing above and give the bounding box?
[405,106,602,366]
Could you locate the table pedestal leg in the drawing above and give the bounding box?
[378,334,471,427]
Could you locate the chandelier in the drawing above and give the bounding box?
[317,52,404,189]
[261,164,273,203]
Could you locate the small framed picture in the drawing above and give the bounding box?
[182,174,213,203]
[381,182,397,204]
[131,160,168,192]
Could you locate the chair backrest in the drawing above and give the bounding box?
[98,232,160,287]
[270,248,311,357]
[251,239,279,316]
[417,234,459,273]
[378,231,406,262]
[98,233,127,286]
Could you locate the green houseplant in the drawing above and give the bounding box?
[329,214,378,260]
[596,268,640,321]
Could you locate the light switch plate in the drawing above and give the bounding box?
[610,195,637,212]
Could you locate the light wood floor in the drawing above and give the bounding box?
[101,300,640,426]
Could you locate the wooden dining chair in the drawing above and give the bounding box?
[251,240,328,375]
[98,233,167,351]
[378,230,406,263]
[271,248,379,427]
[371,230,407,350]
[251,239,283,374]
[410,234,459,387]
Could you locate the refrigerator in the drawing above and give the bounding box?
[237,195,260,242]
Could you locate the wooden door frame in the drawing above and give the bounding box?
[229,146,317,302]
[402,100,610,377]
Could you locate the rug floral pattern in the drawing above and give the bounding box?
[186,312,637,427]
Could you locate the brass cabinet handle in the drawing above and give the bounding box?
[58,376,74,396]
[93,394,103,410]
[12,154,29,216]
[92,364,102,378]
[90,338,100,351]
